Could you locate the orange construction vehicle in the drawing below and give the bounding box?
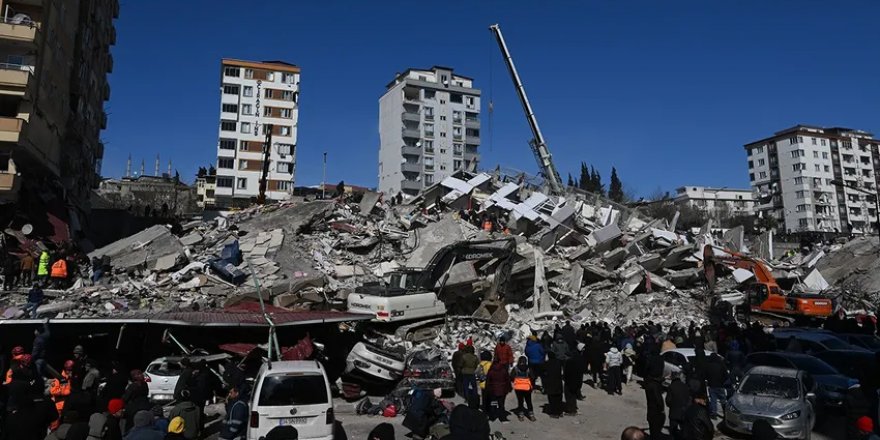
[703,245,833,319]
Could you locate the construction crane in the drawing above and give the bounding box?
[489,24,565,195]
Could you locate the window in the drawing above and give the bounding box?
[440,132,446,138]
[790,150,804,159]
[264,88,273,98]
[792,163,805,172]
[747,149,753,156]
[224,67,240,77]
[219,139,235,150]
[266,72,275,81]
[282,73,296,84]
[263,107,272,117]
[222,103,238,113]
[450,93,463,104]
[821,139,827,146]
[425,124,434,137]
[223,84,239,95]
[796,190,806,199]
[282,90,296,102]
[789,137,798,145]
[277,144,293,155]
[424,156,434,170]
[243,86,253,97]
[758,158,766,166]
[759,171,767,179]
[453,127,462,140]
[244,68,254,79]
[218,158,234,169]
[424,174,434,185]
[238,160,249,170]
[756,146,764,154]
[280,126,291,136]
[217,177,233,188]
[236,178,247,189]
[424,140,434,153]
[749,173,755,181]
[466,96,475,108]
[276,181,291,191]
[453,111,462,123]
[237,104,251,116]
[453,143,463,155]
[822,152,828,159]
[798,136,803,143]
[794,177,804,185]
[221,120,236,131]
[277,162,293,173]
[799,219,809,228]
[424,90,435,100]
[240,122,251,134]
[454,160,462,170]
[796,204,809,212]
[815,164,821,172]
[812,137,817,145]
[824,165,830,172]
[439,116,446,121]
[748,161,753,169]
[424,107,434,120]
[441,74,448,84]
[813,151,819,158]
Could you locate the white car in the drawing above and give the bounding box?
[344,342,405,382]
[248,360,334,440]
[660,348,716,380]
[145,354,230,403]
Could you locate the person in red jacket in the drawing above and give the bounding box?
[485,360,512,423]
[494,335,514,369]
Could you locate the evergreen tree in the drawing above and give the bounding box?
[591,166,604,195]
[197,167,207,178]
[208,165,216,176]
[609,166,624,202]
[567,173,575,188]
[579,162,591,192]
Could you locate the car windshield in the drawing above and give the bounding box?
[853,335,880,349]
[818,337,851,350]
[789,356,837,375]
[259,373,328,406]
[146,362,182,377]
[739,374,799,399]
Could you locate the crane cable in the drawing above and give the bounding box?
[487,28,494,154]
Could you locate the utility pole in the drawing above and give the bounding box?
[830,178,880,237]
[322,152,327,200]
[257,125,273,205]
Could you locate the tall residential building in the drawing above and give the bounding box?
[674,186,756,222]
[378,66,480,197]
[0,0,118,216]
[745,125,880,234]
[213,59,299,208]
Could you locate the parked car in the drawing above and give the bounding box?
[344,342,405,382]
[144,353,231,403]
[746,352,855,408]
[248,360,334,440]
[660,348,716,380]
[397,348,455,396]
[770,329,865,354]
[834,333,880,353]
[725,366,816,439]
[813,350,878,382]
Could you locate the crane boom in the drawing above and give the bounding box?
[489,24,565,195]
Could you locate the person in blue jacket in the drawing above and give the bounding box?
[524,333,546,390]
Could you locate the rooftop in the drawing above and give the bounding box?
[386,65,474,89]
[222,58,300,73]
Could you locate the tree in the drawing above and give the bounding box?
[590,166,604,195]
[208,165,216,176]
[578,162,591,192]
[609,167,624,203]
[174,170,180,183]
[567,173,575,188]
[197,167,207,178]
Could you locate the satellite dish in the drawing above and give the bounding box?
[21,224,33,235]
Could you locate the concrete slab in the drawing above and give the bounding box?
[803,268,830,291]
[637,253,663,272]
[334,265,367,278]
[152,253,181,272]
[568,264,584,292]
[602,247,627,270]
[732,268,754,284]
[359,191,382,215]
[180,233,204,246]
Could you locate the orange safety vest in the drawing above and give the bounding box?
[513,376,532,391]
[50,259,68,278]
[49,372,72,430]
[482,221,493,232]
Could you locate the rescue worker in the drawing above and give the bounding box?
[219,383,249,440]
[512,356,535,421]
[51,255,69,288]
[477,351,492,413]
[38,250,51,282]
[50,360,75,430]
[19,251,34,286]
[4,345,25,384]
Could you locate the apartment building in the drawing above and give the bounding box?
[745,125,880,234]
[378,66,480,197]
[674,186,755,221]
[0,0,118,215]
[213,59,299,208]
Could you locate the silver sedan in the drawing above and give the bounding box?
[725,366,816,439]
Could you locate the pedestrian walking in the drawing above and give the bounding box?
[682,391,714,440]
[644,351,666,440]
[485,360,511,422]
[605,346,623,395]
[666,372,690,440]
[459,345,480,409]
[477,350,492,413]
[623,343,637,383]
[452,342,465,396]
[543,351,564,419]
[705,353,728,419]
[524,334,545,390]
[563,351,583,415]
[511,356,535,421]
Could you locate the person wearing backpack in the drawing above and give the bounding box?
[511,357,535,421]
[477,351,492,412]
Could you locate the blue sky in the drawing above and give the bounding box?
[102,1,880,196]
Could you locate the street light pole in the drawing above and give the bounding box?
[321,152,327,200]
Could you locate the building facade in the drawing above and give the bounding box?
[213,59,299,208]
[745,125,880,234]
[195,175,216,208]
[0,0,117,215]
[674,186,755,221]
[378,66,480,197]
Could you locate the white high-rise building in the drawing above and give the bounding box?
[745,125,880,234]
[213,59,300,208]
[674,186,756,222]
[378,66,480,197]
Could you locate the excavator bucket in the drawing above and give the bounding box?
[473,299,509,324]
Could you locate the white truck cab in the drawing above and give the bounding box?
[248,361,334,440]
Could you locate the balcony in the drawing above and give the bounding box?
[402,111,419,123]
[0,63,32,88]
[465,118,480,129]
[401,162,421,173]
[401,179,422,191]
[401,127,420,139]
[0,17,38,46]
[0,116,23,142]
[401,146,421,156]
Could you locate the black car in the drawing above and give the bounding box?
[746,351,856,409]
[835,333,880,354]
[813,349,878,382]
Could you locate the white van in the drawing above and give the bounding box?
[248,361,334,440]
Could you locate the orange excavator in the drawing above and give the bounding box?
[703,244,833,320]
